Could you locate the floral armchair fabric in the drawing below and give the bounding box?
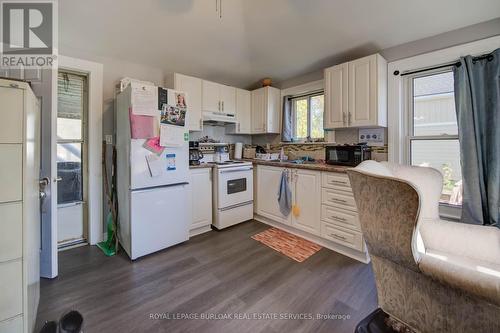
[346,161,500,333]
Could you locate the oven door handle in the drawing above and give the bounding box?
[219,167,253,174]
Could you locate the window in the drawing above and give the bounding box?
[57,71,87,204]
[408,69,462,206]
[292,93,324,140]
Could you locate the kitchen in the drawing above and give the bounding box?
[1,1,499,333]
[173,54,388,263]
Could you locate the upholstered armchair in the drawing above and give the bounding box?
[346,161,500,333]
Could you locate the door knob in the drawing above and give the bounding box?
[39,177,50,187]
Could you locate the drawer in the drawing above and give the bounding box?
[321,204,360,231]
[321,222,363,251]
[0,315,23,333]
[0,202,22,262]
[321,188,357,211]
[0,260,23,321]
[322,172,351,191]
[0,144,22,203]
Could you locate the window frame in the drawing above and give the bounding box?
[291,91,324,140]
[402,66,462,213]
[56,70,89,206]
[388,36,500,221]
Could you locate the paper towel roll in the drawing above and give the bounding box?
[234,142,243,159]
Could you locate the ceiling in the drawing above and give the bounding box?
[58,0,500,88]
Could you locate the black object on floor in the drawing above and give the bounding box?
[59,310,84,333]
[39,321,58,333]
[355,308,398,333]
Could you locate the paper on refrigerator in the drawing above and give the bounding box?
[160,124,185,147]
[131,82,158,116]
[145,154,164,177]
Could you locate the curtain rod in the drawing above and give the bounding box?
[394,53,495,77]
[288,89,324,99]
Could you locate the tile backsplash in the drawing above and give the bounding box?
[189,125,252,144]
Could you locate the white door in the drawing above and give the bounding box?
[291,169,321,235]
[175,74,202,131]
[189,169,212,230]
[251,88,266,133]
[348,55,377,127]
[219,85,236,114]
[202,80,220,112]
[236,88,251,133]
[56,71,88,247]
[324,63,348,129]
[256,166,291,224]
[130,184,189,260]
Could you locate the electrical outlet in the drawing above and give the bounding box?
[105,134,113,145]
[359,128,385,146]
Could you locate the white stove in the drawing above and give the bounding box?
[198,143,254,229]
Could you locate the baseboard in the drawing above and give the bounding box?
[253,214,370,264]
[189,225,212,237]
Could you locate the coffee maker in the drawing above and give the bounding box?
[189,141,204,166]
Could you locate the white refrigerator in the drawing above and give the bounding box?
[116,83,189,260]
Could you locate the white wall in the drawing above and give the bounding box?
[60,44,166,231]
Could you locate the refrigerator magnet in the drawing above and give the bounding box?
[166,153,176,171]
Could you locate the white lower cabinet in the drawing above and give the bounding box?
[290,169,321,235]
[256,165,291,224]
[254,164,366,257]
[188,168,212,236]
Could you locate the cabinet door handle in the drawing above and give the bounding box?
[238,123,240,132]
[331,233,347,241]
[222,101,224,111]
[329,197,346,204]
[342,111,347,125]
[329,180,347,185]
[330,215,347,222]
[348,112,352,125]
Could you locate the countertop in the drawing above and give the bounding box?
[189,163,214,170]
[241,159,352,173]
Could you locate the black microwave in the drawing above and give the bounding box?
[325,144,371,166]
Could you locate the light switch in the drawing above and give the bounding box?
[105,135,113,145]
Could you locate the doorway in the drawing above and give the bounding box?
[56,71,89,249]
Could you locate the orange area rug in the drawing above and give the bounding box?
[251,227,322,262]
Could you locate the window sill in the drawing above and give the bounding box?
[281,141,335,145]
[439,203,461,221]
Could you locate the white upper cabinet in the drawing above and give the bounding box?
[202,80,221,113]
[324,63,348,129]
[202,80,236,114]
[251,87,266,134]
[324,54,387,129]
[227,88,252,134]
[219,84,236,115]
[251,86,280,134]
[165,73,203,131]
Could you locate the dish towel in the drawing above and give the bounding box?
[278,170,292,216]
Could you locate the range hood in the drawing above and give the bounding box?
[202,111,237,125]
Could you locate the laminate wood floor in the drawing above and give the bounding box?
[36,220,377,333]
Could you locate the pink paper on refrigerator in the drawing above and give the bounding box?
[143,136,164,155]
[129,107,155,139]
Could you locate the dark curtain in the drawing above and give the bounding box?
[282,95,292,142]
[453,48,500,228]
